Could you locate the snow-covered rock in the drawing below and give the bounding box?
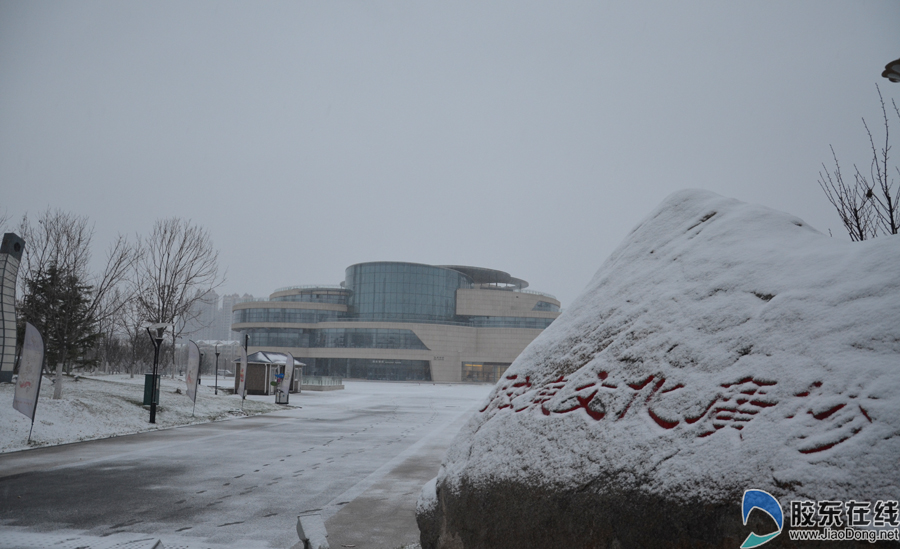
[416,477,440,549]
[418,190,900,548]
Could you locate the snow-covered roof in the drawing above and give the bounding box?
[233,351,305,366]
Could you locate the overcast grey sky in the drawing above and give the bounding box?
[1,1,898,307]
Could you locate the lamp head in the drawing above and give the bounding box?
[883,58,900,83]
[146,323,171,342]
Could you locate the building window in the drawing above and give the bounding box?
[242,328,429,350]
[233,308,344,324]
[461,362,510,383]
[271,289,350,305]
[463,316,555,329]
[301,357,431,381]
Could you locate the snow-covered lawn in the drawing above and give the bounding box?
[0,373,283,453]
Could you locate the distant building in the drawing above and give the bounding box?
[220,293,248,340]
[232,262,560,383]
[180,289,219,341]
[181,291,254,342]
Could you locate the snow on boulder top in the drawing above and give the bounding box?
[439,189,900,505]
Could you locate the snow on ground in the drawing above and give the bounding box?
[438,189,900,505]
[0,373,282,453]
[0,380,489,549]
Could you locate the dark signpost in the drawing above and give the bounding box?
[214,343,220,395]
[146,324,168,424]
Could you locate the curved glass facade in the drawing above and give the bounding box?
[345,262,473,322]
[271,289,350,305]
[465,316,556,329]
[533,300,561,312]
[244,327,429,350]
[234,307,345,324]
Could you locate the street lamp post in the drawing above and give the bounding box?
[199,353,204,386]
[214,343,220,395]
[146,324,168,424]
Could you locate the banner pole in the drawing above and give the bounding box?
[27,375,39,443]
[239,339,248,412]
[187,340,200,417]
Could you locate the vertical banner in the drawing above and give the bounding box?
[13,322,44,420]
[281,353,295,395]
[186,340,200,403]
[238,346,248,398]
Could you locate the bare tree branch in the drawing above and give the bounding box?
[133,218,225,375]
[86,234,141,326]
[818,146,875,241]
[18,209,92,291]
[819,84,899,240]
[17,209,139,397]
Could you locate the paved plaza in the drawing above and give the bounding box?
[0,381,493,549]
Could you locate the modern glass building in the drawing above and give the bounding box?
[232,262,560,382]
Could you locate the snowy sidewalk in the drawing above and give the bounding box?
[1,528,194,549]
[0,374,282,454]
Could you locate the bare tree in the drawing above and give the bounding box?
[94,297,127,374]
[18,209,139,398]
[89,234,141,327]
[819,84,899,240]
[18,210,92,291]
[133,218,224,376]
[818,146,877,241]
[118,290,157,378]
[857,87,900,236]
